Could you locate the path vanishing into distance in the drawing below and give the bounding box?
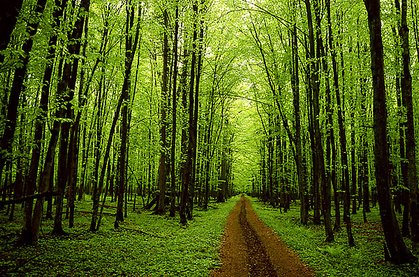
[212,196,314,277]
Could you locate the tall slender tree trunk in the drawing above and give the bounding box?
[358,42,371,221]
[179,47,190,225]
[115,1,141,225]
[27,11,62,239]
[304,0,321,225]
[312,0,334,242]
[169,2,180,218]
[67,4,91,228]
[411,1,419,62]
[399,0,419,245]
[189,16,204,220]
[325,0,355,246]
[52,0,90,235]
[290,21,308,225]
[180,0,200,224]
[13,0,48,244]
[363,0,416,264]
[156,8,170,216]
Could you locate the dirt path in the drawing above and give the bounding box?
[211,196,315,277]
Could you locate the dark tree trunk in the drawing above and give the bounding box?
[169,2,180,218]
[89,8,112,231]
[267,116,274,206]
[412,1,419,62]
[203,99,214,210]
[156,8,170,216]
[1,0,47,176]
[13,0,49,245]
[52,0,90,236]
[68,3,91,228]
[392,0,410,236]
[304,0,321,226]
[180,0,199,225]
[0,0,23,61]
[399,0,419,244]
[358,43,371,220]
[311,0,333,242]
[189,16,205,220]
[325,0,354,246]
[116,1,141,225]
[290,21,308,225]
[179,47,190,225]
[363,0,417,264]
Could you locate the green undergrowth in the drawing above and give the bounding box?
[250,197,419,277]
[0,195,239,276]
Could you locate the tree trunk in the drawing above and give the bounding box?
[399,0,419,245]
[52,0,90,236]
[304,0,321,226]
[117,1,141,225]
[290,21,308,225]
[312,0,334,242]
[156,8,170,216]
[14,0,49,245]
[189,15,205,220]
[363,0,416,264]
[180,0,199,225]
[67,4,91,228]
[325,0,354,246]
[169,2,180,218]
[179,47,190,225]
[0,0,24,61]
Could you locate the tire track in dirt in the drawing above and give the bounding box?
[211,196,314,277]
[239,198,277,276]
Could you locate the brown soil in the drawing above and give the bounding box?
[211,196,315,277]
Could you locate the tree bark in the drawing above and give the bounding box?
[325,0,354,246]
[363,0,417,264]
[0,0,24,62]
[52,0,90,236]
[290,21,308,225]
[27,1,63,237]
[156,8,170,216]
[304,0,321,226]
[399,0,419,244]
[179,49,190,224]
[169,2,180,218]
[12,0,49,244]
[311,0,334,242]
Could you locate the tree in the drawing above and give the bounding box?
[398,0,419,244]
[115,0,142,225]
[325,0,355,246]
[52,0,91,236]
[363,0,417,264]
[156,5,170,216]
[169,0,180,218]
[0,0,47,186]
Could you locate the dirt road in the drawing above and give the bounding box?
[211,196,314,277]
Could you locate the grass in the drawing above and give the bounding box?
[0,195,239,276]
[250,197,419,276]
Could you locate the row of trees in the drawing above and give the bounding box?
[2,0,419,264]
[0,0,238,244]
[241,0,419,264]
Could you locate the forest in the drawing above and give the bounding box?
[1,0,419,275]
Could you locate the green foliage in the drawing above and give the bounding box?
[250,197,419,276]
[0,196,239,276]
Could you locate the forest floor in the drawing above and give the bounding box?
[2,196,419,276]
[0,196,238,276]
[211,195,314,277]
